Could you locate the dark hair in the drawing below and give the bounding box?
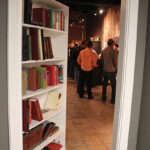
[87,41,93,48]
[115,43,119,47]
[81,40,86,45]
[107,39,114,45]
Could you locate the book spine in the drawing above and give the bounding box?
[50,9,53,28]
[23,99,29,132]
[38,29,43,60]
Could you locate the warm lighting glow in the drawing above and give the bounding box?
[99,9,104,14]
[94,13,97,16]
[70,24,73,27]
[82,19,85,22]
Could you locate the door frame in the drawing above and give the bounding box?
[112,0,149,150]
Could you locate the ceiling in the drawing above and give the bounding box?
[57,0,121,24]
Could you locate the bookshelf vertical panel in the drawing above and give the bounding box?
[7,0,23,149]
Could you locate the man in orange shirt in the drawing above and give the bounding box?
[77,41,97,99]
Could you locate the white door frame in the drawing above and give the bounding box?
[112,0,149,150]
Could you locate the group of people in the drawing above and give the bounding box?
[69,38,118,104]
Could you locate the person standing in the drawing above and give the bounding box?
[77,41,97,99]
[76,41,87,93]
[101,39,118,104]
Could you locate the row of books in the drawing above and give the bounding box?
[23,121,59,150]
[24,0,65,31]
[22,65,63,95]
[32,8,65,31]
[23,91,62,132]
[22,28,53,61]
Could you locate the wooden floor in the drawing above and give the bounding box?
[66,78,115,150]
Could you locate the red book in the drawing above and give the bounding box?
[29,101,32,124]
[23,99,29,132]
[47,37,54,59]
[56,66,58,85]
[28,68,38,91]
[60,11,64,31]
[46,10,50,28]
[41,65,55,86]
[30,28,39,60]
[32,8,46,27]
[45,142,62,150]
[30,99,43,121]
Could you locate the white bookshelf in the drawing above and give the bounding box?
[21,0,68,150]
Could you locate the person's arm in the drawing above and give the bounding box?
[92,52,98,67]
[114,51,118,69]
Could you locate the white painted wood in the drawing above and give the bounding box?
[23,23,67,36]
[23,84,64,99]
[7,0,23,149]
[112,0,149,150]
[28,107,65,130]
[22,58,66,65]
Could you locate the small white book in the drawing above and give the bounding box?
[45,91,62,110]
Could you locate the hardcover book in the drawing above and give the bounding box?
[30,98,43,121]
[45,91,62,110]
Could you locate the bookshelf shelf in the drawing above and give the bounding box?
[29,107,65,131]
[22,58,66,65]
[23,84,64,99]
[33,128,65,150]
[23,23,67,36]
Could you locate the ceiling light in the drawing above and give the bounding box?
[99,9,104,14]
[94,13,97,16]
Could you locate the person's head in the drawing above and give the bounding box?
[114,43,119,51]
[81,40,87,48]
[107,38,114,47]
[87,41,93,48]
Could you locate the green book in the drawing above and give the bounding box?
[50,9,53,28]
[36,67,47,89]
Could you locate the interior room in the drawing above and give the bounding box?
[1,0,150,150]
[57,0,121,150]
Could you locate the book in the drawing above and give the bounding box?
[44,142,62,150]
[30,28,39,60]
[47,37,54,59]
[38,29,43,60]
[36,67,47,89]
[28,68,38,91]
[22,29,29,61]
[45,91,62,110]
[50,9,54,28]
[23,99,29,132]
[30,98,43,121]
[24,0,32,24]
[46,10,50,28]
[32,8,46,26]
[22,69,27,95]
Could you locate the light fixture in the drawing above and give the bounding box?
[99,9,104,14]
[94,13,97,16]
[82,19,84,22]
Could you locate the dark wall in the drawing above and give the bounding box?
[86,14,104,41]
[68,26,83,43]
